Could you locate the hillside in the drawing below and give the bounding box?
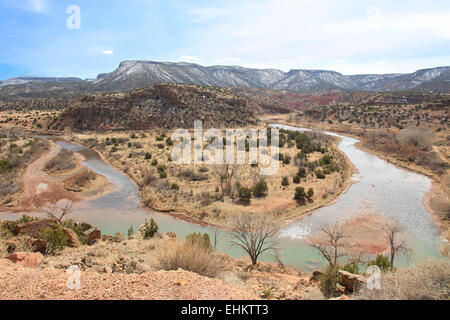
[55,84,258,130]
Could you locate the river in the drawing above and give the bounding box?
[1,125,444,271]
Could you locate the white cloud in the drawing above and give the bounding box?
[28,0,48,13]
[179,55,201,63]
[101,50,114,55]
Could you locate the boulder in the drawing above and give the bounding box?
[63,228,82,248]
[31,239,48,254]
[338,270,367,292]
[6,252,44,269]
[102,235,113,242]
[309,270,323,282]
[83,228,101,245]
[329,295,350,300]
[113,232,126,243]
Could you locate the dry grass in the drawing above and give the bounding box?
[157,241,223,278]
[64,168,96,190]
[357,259,450,300]
[44,149,76,173]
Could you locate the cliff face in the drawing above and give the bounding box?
[56,84,258,131]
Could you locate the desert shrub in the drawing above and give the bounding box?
[341,261,360,274]
[142,170,157,186]
[358,259,450,300]
[142,218,159,239]
[307,188,314,199]
[283,155,292,165]
[294,187,306,203]
[127,225,134,239]
[293,175,301,184]
[145,153,152,160]
[398,127,433,151]
[40,226,67,254]
[0,180,21,198]
[157,241,221,278]
[319,266,342,298]
[67,169,96,188]
[0,159,11,173]
[252,180,268,198]
[171,183,180,191]
[185,232,213,252]
[297,167,307,178]
[368,255,391,272]
[281,176,289,186]
[159,171,167,179]
[151,159,158,166]
[44,149,76,173]
[238,186,252,204]
[315,170,325,179]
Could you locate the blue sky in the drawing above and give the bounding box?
[0,0,449,79]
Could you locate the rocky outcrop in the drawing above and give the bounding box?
[63,228,82,248]
[338,270,367,292]
[6,252,44,269]
[83,228,101,245]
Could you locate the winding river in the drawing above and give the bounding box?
[1,125,445,271]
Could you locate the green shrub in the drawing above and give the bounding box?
[186,232,213,252]
[368,255,391,272]
[293,175,301,184]
[281,176,289,186]
[238,186,252,203]
[342,261,360,274]
[252,180,268,198]
[159,171,167,179]
[297,167,307,178]
[294,187,306,203]
[171,183,180,190]
[145,153,152,160]
[0,159,11,173]
[151,159,158,166]
[127,225,134,239]
[307,188,314,199]
[142,219,159,239]
[315,170,325,179]
[40,226,67,254]
[319,266,342,298]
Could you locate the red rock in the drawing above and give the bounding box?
[83,228,101,245]
[63,228,82,248]
[6,252,44,269]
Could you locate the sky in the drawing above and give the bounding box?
[0,0,449,79]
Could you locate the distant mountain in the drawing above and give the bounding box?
[0,61,448,99]
[0,76,83,87]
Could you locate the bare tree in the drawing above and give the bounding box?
[40,200,74,225]
[230,214,280,267]
[213,164,240,198]
[384,221,410,269]
[308,223,349,268]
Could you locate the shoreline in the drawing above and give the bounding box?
[263,115,449,241]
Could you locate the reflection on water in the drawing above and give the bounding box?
[0,127,444,269]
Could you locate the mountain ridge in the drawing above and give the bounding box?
[0,61,449,97]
